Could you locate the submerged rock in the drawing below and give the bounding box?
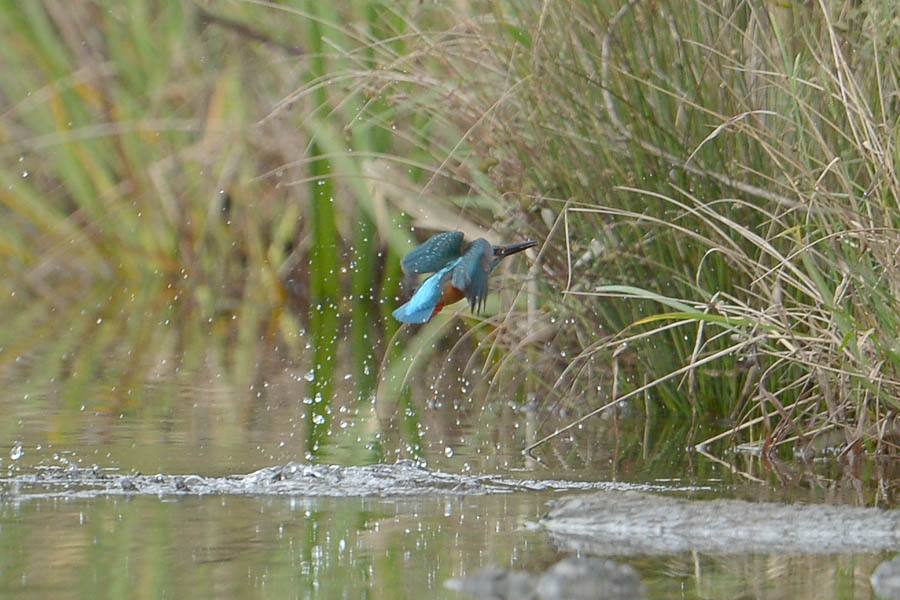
[445,557,642,600]
[872,555,900,599]
[536,558,641,600]
[445,566,538,599]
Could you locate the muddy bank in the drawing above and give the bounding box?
[542,490,900,555]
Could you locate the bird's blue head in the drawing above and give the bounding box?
[490,240,538,270]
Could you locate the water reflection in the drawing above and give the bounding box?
[2,349,898,599]
[0,490,891,599]
[0,493,559,599]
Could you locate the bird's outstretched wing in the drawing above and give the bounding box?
[452,238,491,314]
[392,259,460,323]
[400,230,465,274]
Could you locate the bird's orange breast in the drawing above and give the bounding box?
[440,283,465,306]
[429,283,466,319]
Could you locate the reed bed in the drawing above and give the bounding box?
[4,1,899,458]
[372,0,900,455]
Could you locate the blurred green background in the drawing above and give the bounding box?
[0,1,553,462]
[3,0,900,469]
[3,2,900,598]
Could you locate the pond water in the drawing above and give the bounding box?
[0,369,896,599]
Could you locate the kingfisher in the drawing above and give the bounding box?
[392,230,537,324]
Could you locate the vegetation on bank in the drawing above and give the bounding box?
[2,1,899,457]
[449,0,900,456]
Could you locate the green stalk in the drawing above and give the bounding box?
[305,4,340,454]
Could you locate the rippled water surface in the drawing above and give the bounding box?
[0,372,895,599]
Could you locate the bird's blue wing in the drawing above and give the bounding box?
[401,230,465,274]
[452,238,491,313]
[392,259,460,323]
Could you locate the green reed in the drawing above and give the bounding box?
[0,2,431,456]
[407,0,900,453]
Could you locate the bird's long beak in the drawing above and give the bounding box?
[494,240,538,259]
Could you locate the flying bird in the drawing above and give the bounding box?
[392,230,537,324]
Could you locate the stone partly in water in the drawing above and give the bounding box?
[543,490,900,555]
[444,557,642,600]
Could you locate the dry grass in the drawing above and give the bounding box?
[377,0,900,457]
